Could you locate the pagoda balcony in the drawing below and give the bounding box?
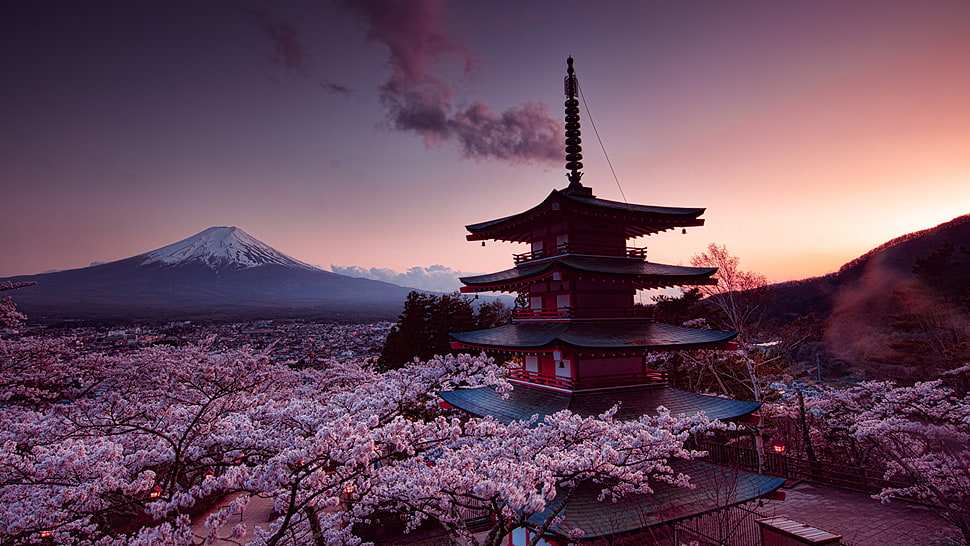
[508,369,668,390]
[512,306,655,322]
[513,243,646,264]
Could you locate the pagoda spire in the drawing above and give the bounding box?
[563,57,591,196]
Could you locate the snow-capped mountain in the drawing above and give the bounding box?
[2,227,417,323]
[142,226,318,271]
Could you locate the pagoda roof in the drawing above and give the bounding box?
[531,460,786,539]
[438,383,759,424]
[465,188,706,242]
[450,321,737,352]
[460,256,717,292]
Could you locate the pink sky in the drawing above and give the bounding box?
[2,1,969,287]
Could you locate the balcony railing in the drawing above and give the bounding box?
[513,243,646,264]
[513,307,573,321]
[512,306,655,322]
[508,368,668,390]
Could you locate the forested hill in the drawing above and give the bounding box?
[768,213,970,321]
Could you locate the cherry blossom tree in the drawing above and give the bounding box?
[0,336,512,545]
[0,281,34,329]
[362,407,721,546]
[0,338,292,544]
[817,380,970,543]
[214,352,510,546]
[764,379,970,543]
[2,302,718,546]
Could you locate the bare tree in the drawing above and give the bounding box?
[691,244,775,472]
[690,243,771,342]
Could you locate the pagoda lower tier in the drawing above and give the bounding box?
[438,382,780,542]
[450,320,737,391]
[439,382,759,424]
[439,378,780,542]
[451,321,736,351]
[529,460,786,541]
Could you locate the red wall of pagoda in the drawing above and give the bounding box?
[577,356,641,377]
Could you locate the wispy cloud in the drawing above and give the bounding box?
[248,9,311,76]
[331,264,466,292]
[339,0,561,165]
[320,80,355,98]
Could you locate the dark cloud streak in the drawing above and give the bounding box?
[248,9,311,76]
[320,80,355,97]
[339,0,561,165]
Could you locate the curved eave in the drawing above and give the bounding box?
[531,461,786,539]
[465,189,707,242]
[438,382,760,423]
[459,257,718,292]
[450,322,738,352]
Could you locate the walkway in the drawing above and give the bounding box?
[757,481,960,545]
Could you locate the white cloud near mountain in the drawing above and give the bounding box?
[330,264,467,293]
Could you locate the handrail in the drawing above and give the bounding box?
[513,243,646,264]
[512,306,655,321]
[508,369,668,390]
[512,307,573,320]
[508,369,573,389]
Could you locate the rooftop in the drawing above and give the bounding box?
[531,460,786,539]
[459,255,717,292]
[450,321,737,352]
[439,382,760,424]
[465,188,706,242]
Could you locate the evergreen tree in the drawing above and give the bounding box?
[474,299,511,329]
[379,291,502,369]
[379,292,435,369]
[652,287,708,326]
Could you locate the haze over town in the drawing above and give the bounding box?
[3,0,970,287]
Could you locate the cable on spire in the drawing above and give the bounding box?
[576,79,627,203]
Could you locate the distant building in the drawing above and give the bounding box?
[440,58,784,544]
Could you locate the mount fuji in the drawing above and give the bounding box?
[141,226,320,271]
[2,227,417,323]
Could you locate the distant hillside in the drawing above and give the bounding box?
[766,214,970,382]
[769,214,970,320]
[1,227,417,324]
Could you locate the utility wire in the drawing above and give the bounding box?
[577,80,627,203]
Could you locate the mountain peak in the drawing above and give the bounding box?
[141,226,318,271]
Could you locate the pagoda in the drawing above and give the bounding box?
[440,58,783,542]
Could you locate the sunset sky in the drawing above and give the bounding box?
[3,0,969,290]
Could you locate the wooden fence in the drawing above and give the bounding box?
[698,441,913,495]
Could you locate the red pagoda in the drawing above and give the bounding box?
[440,58,783,541]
